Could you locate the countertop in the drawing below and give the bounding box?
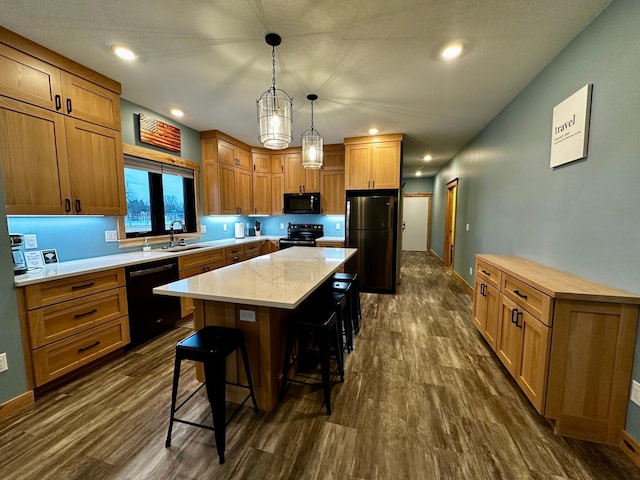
[14,235,344,287]
[153,246,357,309]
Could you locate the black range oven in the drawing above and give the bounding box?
[278,223,324,250]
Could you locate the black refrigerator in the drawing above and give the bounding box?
[346,192,398,293]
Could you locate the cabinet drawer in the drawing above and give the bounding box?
[31,317,130,387]
[244,242,261,255]
[178,248,225,271]
[225,245,245,259]
[180,259,227,279]
[25,268,125,309]
[28,287,128,348]
[228,252,250,265]
[476,260,501,289]
[503,274,553,326]
[317,241,345,248]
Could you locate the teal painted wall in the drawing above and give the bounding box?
[403,177,434,194]
[431,0,640,439]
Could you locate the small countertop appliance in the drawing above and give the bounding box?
[10,233,28,275]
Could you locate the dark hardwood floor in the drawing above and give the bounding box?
[2,252,639,479]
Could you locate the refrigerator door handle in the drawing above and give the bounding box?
[345,200,351,245]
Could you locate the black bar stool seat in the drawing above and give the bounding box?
[280,301,344,415]
[165,325,258,464]
[332,280,359,339]
[333,272,362,332]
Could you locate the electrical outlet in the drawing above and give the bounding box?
[336,223,341,230]
[631,380,640,406]
[239,309,256,322]
[466,224,470,231]
[470,267,473,276]
[24,234,38,249]
[201,225,207,233]
[280,223,284,229]
[0,352,8,373]
[223,224,227,232]
[105,230,118,242]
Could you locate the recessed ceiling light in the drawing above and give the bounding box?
[368,128,379,135]
[170,109,184,118]
[440,42,464,60]
[112,45,136,61]
[423,155,432,161]
[415,170,422,177]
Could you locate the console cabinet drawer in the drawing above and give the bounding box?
[502,274,553,326]
[31,317,130,386]
[25,268,125,309]
[28,287,128,348]
[476,259,501,289]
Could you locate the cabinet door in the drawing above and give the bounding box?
[218,163,237,214]
[284,153,305,193]
[305,168,320,192]
[345,144,371,189]
[217,139,236,167]
[472,279,487,332]
[65,117,125,215]
[322,148,345,170]
[0,43,62,111]
[271,173,284,215]
[253,152,271,173]
[0,97,71,215]
[320,170,344,215]
[201,138,220,215]
[236,146,252,171]
[271,154,284,173]
[483,284,501,350]
[516,310,550,414]
[253,172,272,215]
[60,72,121,130]
[496,295,522,376]
[371,141,400,189]
[236,168,253,215]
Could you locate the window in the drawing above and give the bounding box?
[124,155,197,238]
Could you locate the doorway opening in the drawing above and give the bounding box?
[444,178,458,269]
[402,193,432,252]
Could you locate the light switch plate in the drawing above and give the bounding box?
[223,224,227,232]
[201,225,207,233]
[336,223,341,230]
[0,352,8,373]
[631,380,640,406]
[24,234,38,249]
[280,223,285,229]
[105,230,118,242]
[466,224,470,231]
[239,309,256,322]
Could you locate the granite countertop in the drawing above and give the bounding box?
[13,235,345,287]
[153,246,357,309]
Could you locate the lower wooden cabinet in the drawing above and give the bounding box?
[472,254,640,445]
[19,267,130,388]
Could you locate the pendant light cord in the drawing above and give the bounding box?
[271,46,276,93]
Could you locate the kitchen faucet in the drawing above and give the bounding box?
[168,220,186,247]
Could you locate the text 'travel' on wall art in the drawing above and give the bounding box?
[550,84,593,168]
[138,113,181,152]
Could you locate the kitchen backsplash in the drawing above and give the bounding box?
[7,214,344,262]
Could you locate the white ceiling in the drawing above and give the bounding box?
[1,0,611,177]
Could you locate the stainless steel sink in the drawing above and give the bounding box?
[162,244,206,252]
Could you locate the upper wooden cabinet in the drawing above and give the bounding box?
[319,144,345,215]
[201,131,254,215]
[0,32,121,131]
[284,152,319,193]
[344,134,402,190]
[0,29,126,216]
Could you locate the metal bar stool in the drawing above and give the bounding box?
[333,272,362,333]
[280,302,344,415]
[165,325,258,464]
[333,291,353,352]
[332,280,358,339]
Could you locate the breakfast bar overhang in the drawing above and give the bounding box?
[153,247,357,410]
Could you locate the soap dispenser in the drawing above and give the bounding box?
[142,237,151,252]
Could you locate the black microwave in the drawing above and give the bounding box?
[283,193,321,214]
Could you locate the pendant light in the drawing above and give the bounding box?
[301,94,323,169]
[257,33,293,150]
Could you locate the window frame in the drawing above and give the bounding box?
[117,144,201,248]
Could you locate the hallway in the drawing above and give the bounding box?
[1,252,638,479]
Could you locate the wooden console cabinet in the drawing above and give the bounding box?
[473,254,640,445]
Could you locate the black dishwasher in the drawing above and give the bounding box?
[125,258,181,346]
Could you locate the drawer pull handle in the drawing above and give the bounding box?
[78,341,100,353]
[482,270,491,276]
[71,282,96,291]
[74,309,98,319]
[513,290,528,299]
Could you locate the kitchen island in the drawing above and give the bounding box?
[153,246,357,410]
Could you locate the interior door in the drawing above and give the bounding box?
[402,195,430,251]
[443,178,458,268]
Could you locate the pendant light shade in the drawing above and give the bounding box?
[257,33,292,150]
[301,94,323,169]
